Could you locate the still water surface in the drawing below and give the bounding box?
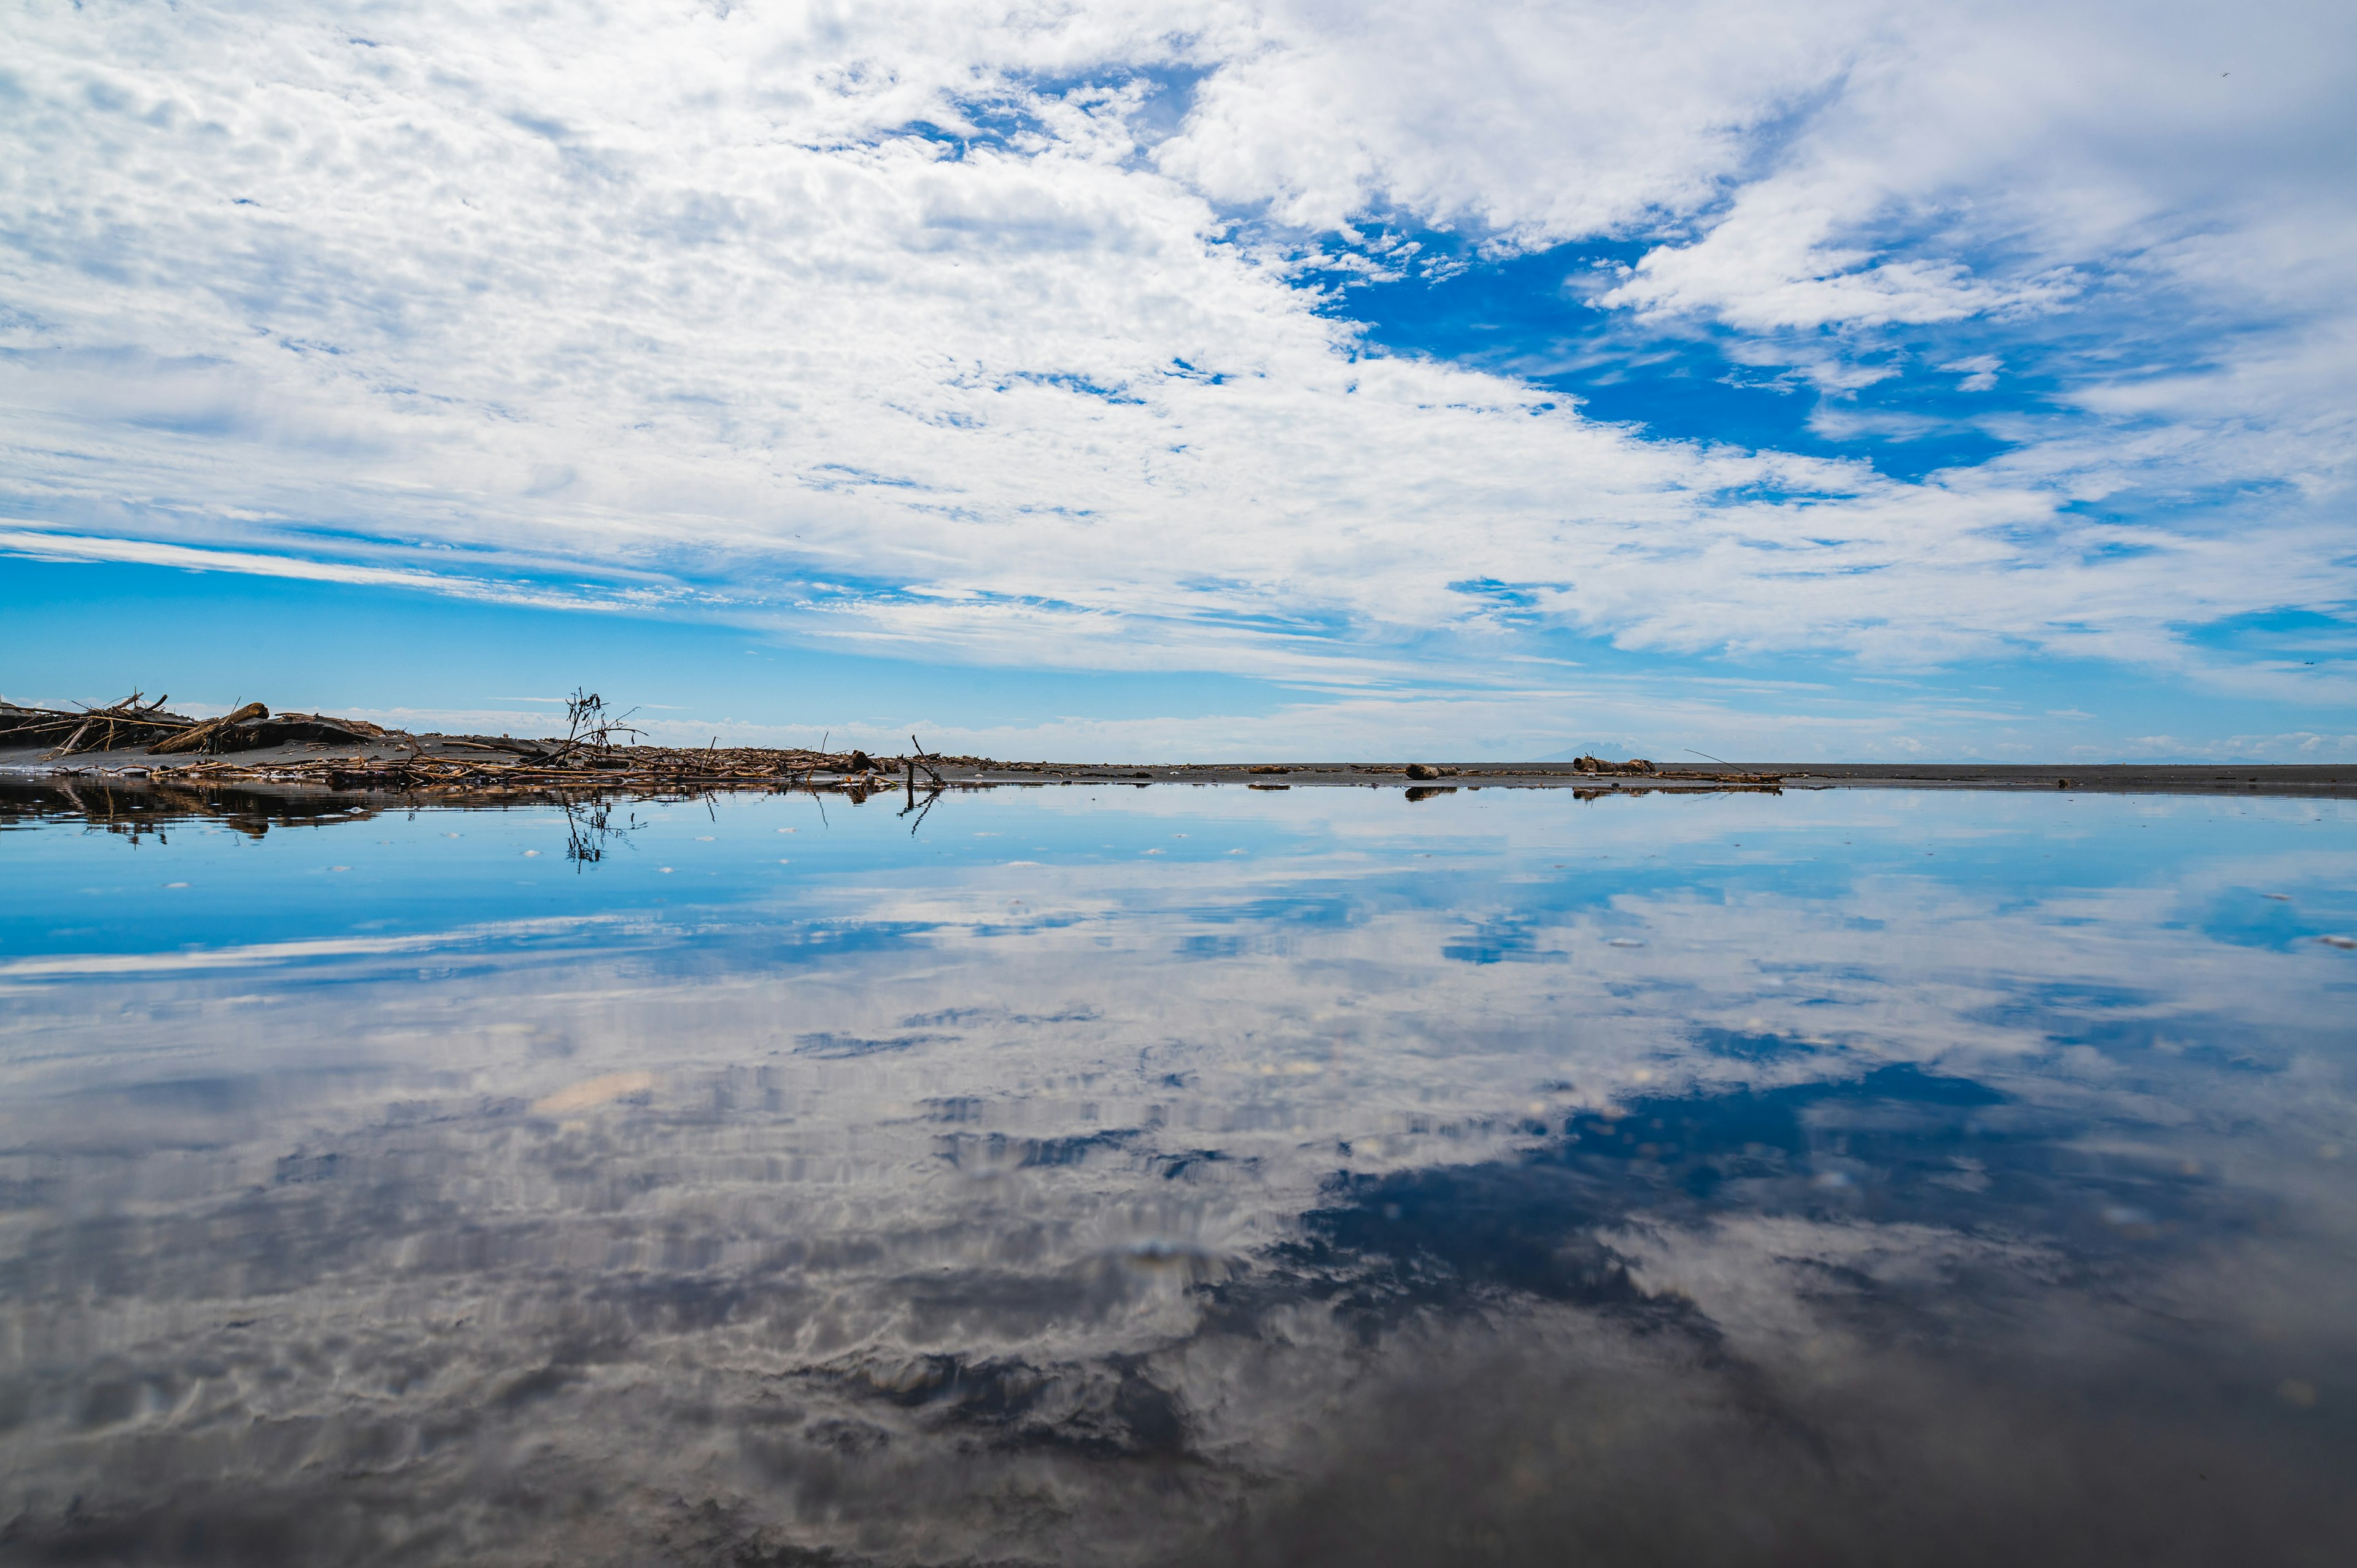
[2,782,2353,1565]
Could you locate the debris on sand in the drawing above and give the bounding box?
[2,694,391,758]
[2,693,993,801]
[2,689,1796,800]
[1571,754,1785,786]
[2,692,198,756]
[147,701,271,754]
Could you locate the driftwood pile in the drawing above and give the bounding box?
[3,692,1785,799]
[0,695,388,757]
[1569,754,1782,785]
[1,694,990,801]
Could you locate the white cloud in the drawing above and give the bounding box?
[1589,2,2355,333]
[1942,357,2002,393]
[1596,200,2078,331]
[0,0,2350,724]
[1155,0,1871,242]
[2117,731,2357,761]
[0,524,675,611]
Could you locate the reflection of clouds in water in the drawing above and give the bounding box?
[530,1072,659,1116]
[1,799,2353,1563]
[0,913,642,984]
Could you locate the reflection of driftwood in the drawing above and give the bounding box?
[278,743,1002,798]
[1573,785,1784,801]
[0,774,390,843]
[561,798,640,866]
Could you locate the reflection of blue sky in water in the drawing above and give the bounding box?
[2,787,2353,1564]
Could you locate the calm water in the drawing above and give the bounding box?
[2,781,2353,1566]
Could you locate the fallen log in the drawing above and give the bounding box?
[149,703,269,754]
[260,713,389,744]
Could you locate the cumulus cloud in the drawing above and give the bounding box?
[1156,0,1869,241]
[0,0,2350,722]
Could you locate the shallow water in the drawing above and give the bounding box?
[2,781,2353,1566]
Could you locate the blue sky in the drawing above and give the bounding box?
[2,0,2353,760]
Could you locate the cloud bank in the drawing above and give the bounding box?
[1,0,2351,736]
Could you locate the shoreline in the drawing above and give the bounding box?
[5,700,2350,800]
[4,738,2353,801]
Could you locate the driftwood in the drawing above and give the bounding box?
[2,696,394,760]
[2,692,201,756]
[8,686,1792,797]
[542,689,643,764]
[149,702,269,754]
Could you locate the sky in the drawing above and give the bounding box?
[2,0,2353,760]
